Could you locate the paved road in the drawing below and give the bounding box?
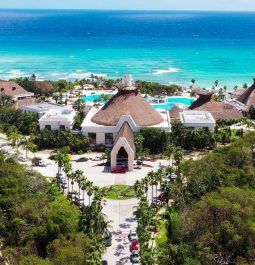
[103,199,138,265]
[0,143,168,264]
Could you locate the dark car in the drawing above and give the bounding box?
[67,191,76,202]
[76,157,89,162]
[130,250,140,263]
[102,261,108,265]
[111,167,127,173]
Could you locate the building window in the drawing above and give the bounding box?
[60,125,65,130]
[88,133,96,145]
[45,125,51,130]
[105,133,113,145]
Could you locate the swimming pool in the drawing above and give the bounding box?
[83,94,195,110]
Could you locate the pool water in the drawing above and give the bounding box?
[83,94,195,110]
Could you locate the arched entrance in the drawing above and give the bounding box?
[117,147,128,168]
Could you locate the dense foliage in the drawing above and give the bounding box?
[163,188,255,265]
[171,120,216,150]
[32,129,90,152]
[137,80,182,96]
[134,132,255,265]
[0,106,38,135]
[0,156,96,265]
[138,127,167,154]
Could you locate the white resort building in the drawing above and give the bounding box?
[22,103,69,118]
[39,108,76,131]
[180,110,216,130]
[81,75,171,171]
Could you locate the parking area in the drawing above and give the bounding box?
[0,139,169,265]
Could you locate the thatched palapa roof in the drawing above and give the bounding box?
[237,82,255,107]
[169,105,188,120]
[0,80,31,97]
[189,92,242,120]
[92,88,164,126]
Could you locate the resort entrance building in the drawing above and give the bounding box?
[81,75,171,171]
[111,122,135,171]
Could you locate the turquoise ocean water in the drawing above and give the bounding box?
[0,9,255,88]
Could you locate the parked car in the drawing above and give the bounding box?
[74,195,84,206]
[18,156,27,162]
[102,261,108,265]
[130,250,140,263]
[157,192,166,202]
[59,176,66,184]
[130,241,140,252]
[129,230,138,241]
[76,157,88,162]
[61,183,68,190]
[93,156,103,161]
[111,167,127,174]
[151,198,161,208]
[67,191,76,202]
[32,157,47,167]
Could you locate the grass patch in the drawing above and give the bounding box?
[155,220,168,246]
[103,185,136,200]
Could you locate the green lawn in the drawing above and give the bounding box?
[103,185,136,200]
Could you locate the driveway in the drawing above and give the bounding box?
[2,146,169,264]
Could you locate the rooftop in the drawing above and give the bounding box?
[91,75,164,127]
[22,102,68,113]
[0,80,34,98]
[236,81,255,108]
[39,108,76,123]
[180,110,215,125]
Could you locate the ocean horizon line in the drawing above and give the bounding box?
[1,8,255,13]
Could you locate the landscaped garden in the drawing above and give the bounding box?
[102,185,136,200]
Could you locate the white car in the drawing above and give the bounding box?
[93,156,103,161]
[130,250,140,263]
[129,230,138,241]
[18,156,27,162]
[38,161,47,167]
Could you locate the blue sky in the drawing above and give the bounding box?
[1,0,255,11]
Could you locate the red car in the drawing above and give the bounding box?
[130,241,140,252]
[111,167,127,173]
[157,192,165,202]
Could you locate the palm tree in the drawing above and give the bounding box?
[80,177,88,206]
[8,132,22,152]
[147,171,155,202]
[53,149,66,176]
[214,80,219,88]
[191,79,196,89]
[173,146,184,170]
[141,177,149,199]
[86,181,94,206]
[27,142,37,158]
[163,143,174,166]
[134,180,144,198]
[19,136,30,158]
[73,170,84,198]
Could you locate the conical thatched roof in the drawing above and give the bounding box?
[189,92,214,110]
[92,88,164,126]
[237,82,255,107]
